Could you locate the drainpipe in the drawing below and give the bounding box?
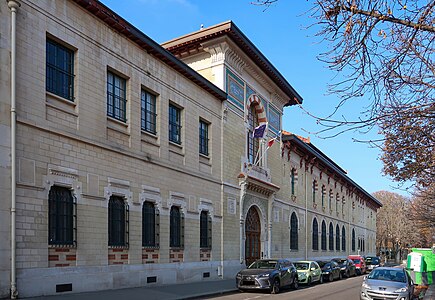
[304,165,308,260]
[7,1,20,299]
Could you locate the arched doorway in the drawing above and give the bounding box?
[245,206,261,266]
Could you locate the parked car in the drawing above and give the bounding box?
[316,260,342,282]
[294,261,323,285]
[236,259,299,294]
[332,258,357,278]
[348,255,367,275]
[361,267,415,300]
[365,256,382,271]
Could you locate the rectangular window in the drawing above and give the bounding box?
[200,211,212,249]
[169,104,181,144]
[199,120,209,156]
[48,186,76,246]
[107,71,127,122]
[108,196,129,247]
[46,38,74,101]
[141,90,157,134]
[142,202,157,247]
[170,206,184,248]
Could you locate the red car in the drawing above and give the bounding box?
[348,255,366,275]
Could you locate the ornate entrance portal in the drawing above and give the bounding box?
[245,206,261,266]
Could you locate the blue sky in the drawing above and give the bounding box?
[100,0,408,196]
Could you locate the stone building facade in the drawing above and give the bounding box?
[1,0,381,298]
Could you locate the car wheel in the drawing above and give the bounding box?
[307,276,312,286]
[345,271,350,278]
[270,278,280,294]
[292,277,299,290]
[339,272,342,280]
[329,274,334,282]
[319,275,323,284]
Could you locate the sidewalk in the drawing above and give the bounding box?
[424,284,435,300]
[24,279,237,300]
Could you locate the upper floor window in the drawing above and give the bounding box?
[199,120,209,156]
[312,180,317,203]
[46,38,74,101]
[141,90,157,134]
[329,189,333,211]
[108,196,129,247]
[169,104,182,144]
[142,202,159,248]
[48,186,76,246]
[170,206,184,248]
[200,211,212,249]
[107,71,127,122]
[247,105,259,164]
[290,169,296,196]
[321,185,326,207]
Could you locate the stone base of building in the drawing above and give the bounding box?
[15,260,242,298]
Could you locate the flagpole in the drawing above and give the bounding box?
[255,130,281,166]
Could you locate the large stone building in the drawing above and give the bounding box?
[0,0,381,298]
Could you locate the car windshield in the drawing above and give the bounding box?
[366,257,380,265]
[294,263,309,270]
[317,261,328,268]
[353,259,361,263]
[337,259,347,266]
[368,269,406,283]
[248,260,278,269]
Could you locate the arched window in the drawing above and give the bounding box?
[342,226,346,251]
[108,195,128,247]
[48,186,75,246]
[200,211,212,249]
[312,218,319,250]
[329,222,334,251]
[336,224,340,251]
[290,212,298,250]
[170,206,184,248]
[352,228,356,252]
[321,221,327,251]
[247,105,259,164]
[142,202,158,247]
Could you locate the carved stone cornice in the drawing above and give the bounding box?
[238,173,280,197]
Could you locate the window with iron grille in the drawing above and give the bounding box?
[290,212,298,250]
[169,104,181,144]
[170,206,184,248]
[312,218,318,250]
[48,186,76,246]
[200,211,212,249]
[312,180,317,204]
[141,90,157,134]
[336,224,340,251]
[107,71,127,122]
[247,105,259,164]
[108,196,129,247]
[46,38,74,101]
[342,226,346,251]
[321,221,327,251]
[199,120,209,156]
[352,228,356,252]
[142,202,159,247]
[329,223,334,251]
